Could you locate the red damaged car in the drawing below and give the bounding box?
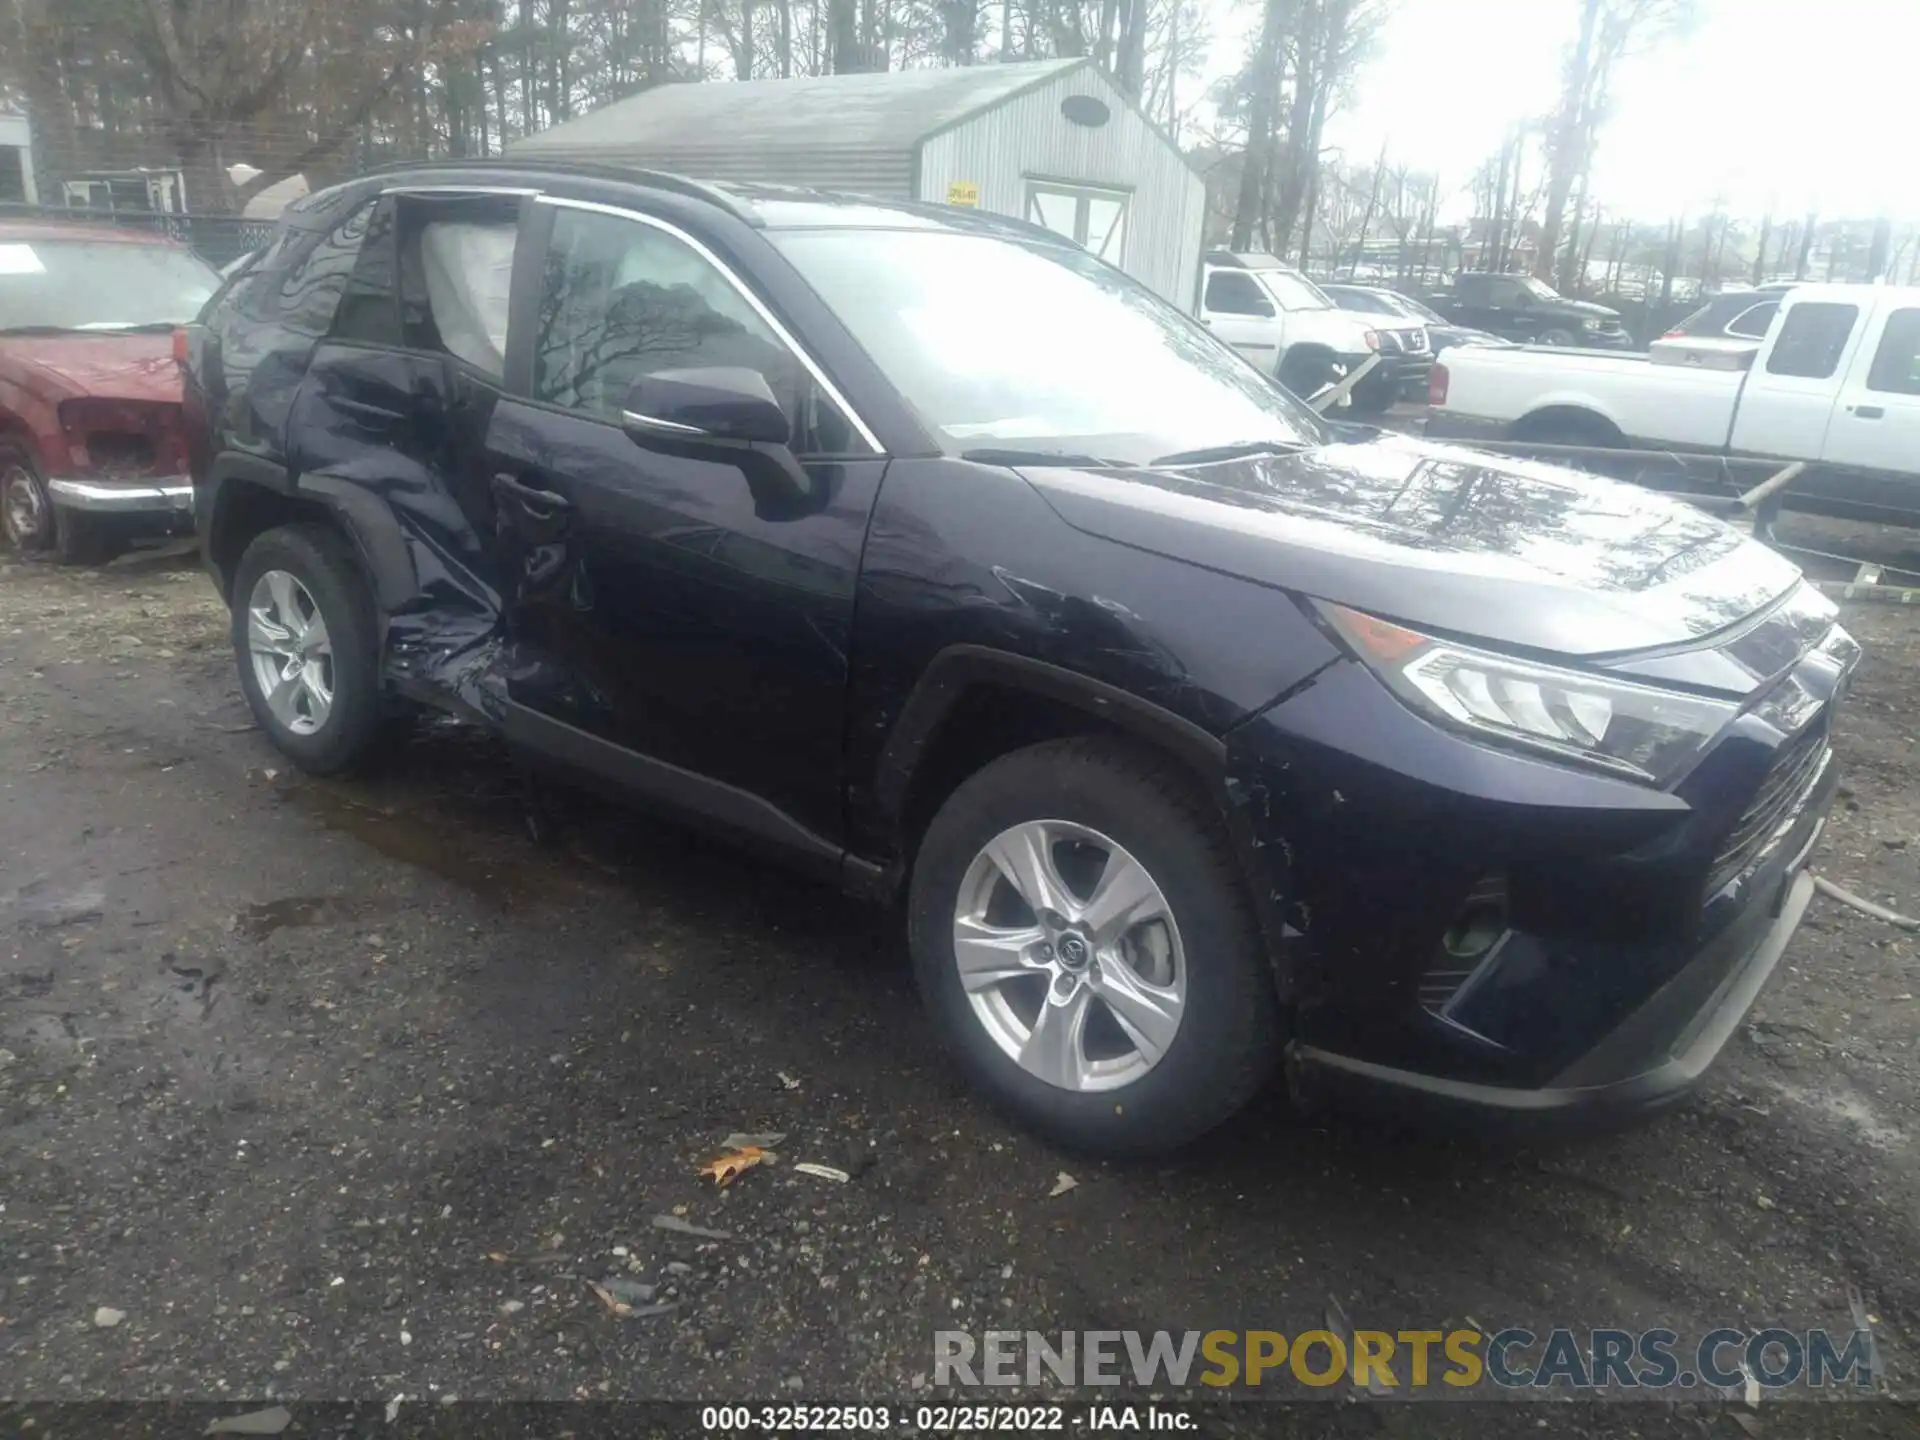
[0,220,220,562]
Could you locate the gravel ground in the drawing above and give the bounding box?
[2,545,1919,1439]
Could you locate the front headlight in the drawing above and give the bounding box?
[1319,603,1739,785]
[1581,317,1605,331]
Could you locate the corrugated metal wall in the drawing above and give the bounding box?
[510,143,915,200]
[914,67,1205,309]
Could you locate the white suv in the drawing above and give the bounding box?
[1199,252,1386,406]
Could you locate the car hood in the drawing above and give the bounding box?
[0,334,182,406]
[1016,433,1802,659]
[1557,297,1622,320]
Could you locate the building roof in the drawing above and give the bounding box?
[514,59,1089,159]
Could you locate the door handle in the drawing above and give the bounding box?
[1851,404,1886,419]
[491,472,572,515]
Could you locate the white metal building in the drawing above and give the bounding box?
[511,59,1205,307]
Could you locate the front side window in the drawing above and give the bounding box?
[532,205,858,453]
[772,226,1326,462]
[1766,302,1859,379]
[1203,270,1271,316]
[0,238,218,331]
[1866,308,1920,396]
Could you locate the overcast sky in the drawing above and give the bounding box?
[1209,0,1919,223]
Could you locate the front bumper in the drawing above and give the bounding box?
[1288,819,1823,1128]
[1345,352,1433,400]
[48,476,195,516]
[1224,620,1853,1130]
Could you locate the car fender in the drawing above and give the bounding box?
[204,451,417,613]
[871,645,1300,988]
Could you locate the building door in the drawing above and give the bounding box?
[1024,181,1129,265]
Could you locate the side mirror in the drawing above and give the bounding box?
[622,366,792,446]
[620,366,812,510]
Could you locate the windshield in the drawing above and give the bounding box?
[1396,295,1446,324]
[772,228,1326,461]
[1329,289,1397,316]
[1520,275,1562,302]
[1255,268,1334,311]
[0,238,220,331]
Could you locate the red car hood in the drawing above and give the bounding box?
[0,334,181,405]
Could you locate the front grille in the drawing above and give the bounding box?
[1710,720,1830,888]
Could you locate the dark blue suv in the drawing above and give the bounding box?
[181,162,1856,1155]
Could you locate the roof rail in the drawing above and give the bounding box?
[364,158,760,225]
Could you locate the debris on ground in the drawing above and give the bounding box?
[719,1131,786,1150]
[651,1214,734,1241]
[700,1145,774,1186]
[777,1072,801,1090]
[92,1306,125,1328]
[793,1162,851,1183]
[1047,1172,1077,1198]
[596,1276,657,1307]
[1811,872,1920,930]
[204,1407,293,1436]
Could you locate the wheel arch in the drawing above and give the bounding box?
[867,647,1291,982]
[1509,403,1628,447]
[205,453,415,612]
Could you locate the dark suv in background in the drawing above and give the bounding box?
[182,162,1853,1155]
[1429,271,1635,349]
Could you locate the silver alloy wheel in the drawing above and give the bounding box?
[246,569,335,736]
[2,465,47,548]
[951,819,1186,1093]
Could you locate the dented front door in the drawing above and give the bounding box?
[484,197,886,850]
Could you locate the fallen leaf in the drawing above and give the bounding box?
[777,1072,802,1090]
[486,1252,509,1264]
[700,1146,772,1186]
[1048,1171,1077,1198]
[204,1408,293,1436]
[793,1162,851,1184]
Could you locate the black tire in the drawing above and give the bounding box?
[1,446,56,556]
[908,737,1281,1156]
[1276,348,1336,402]
[230,523,385,776]
[1537,327,1578,347]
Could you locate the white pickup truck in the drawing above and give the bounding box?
[1425,282,1920,521]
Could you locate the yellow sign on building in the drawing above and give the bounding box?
[945,181,981,208]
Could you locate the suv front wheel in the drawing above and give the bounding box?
[231,523,385,775]
[909,737,1281,1155]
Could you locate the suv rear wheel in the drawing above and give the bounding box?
[908,737,1280,1155]
[231,523,385,775]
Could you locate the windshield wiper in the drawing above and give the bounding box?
[960,447,1135,469]
[1150,439,1315,467]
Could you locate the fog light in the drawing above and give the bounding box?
[1420,875,1510,1016]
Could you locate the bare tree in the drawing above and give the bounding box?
[1536,0,1697,284]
